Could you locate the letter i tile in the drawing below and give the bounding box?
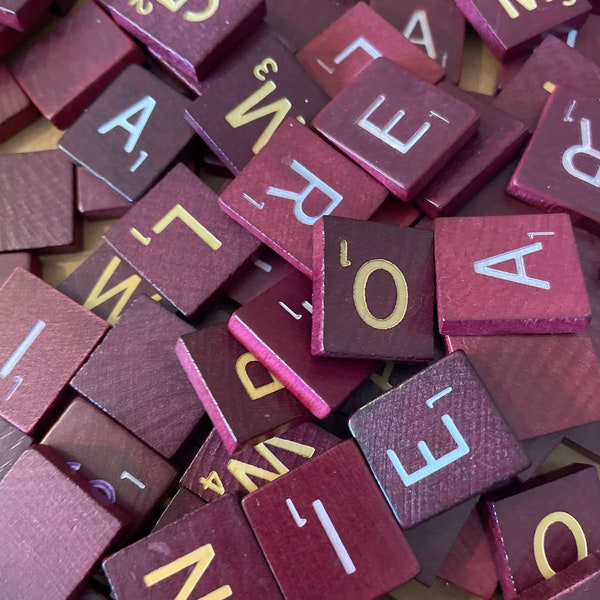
[434,213,591,335]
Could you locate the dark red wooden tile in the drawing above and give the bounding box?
[184,26,328,175]
[0,446,130,600]
[0,269,108,435]
[296,2,444,98]
[152,487,205,532]
[11,2,143,129]
[313,58,480,201]
[104,163,261,317]
[71,295,203,458]
[0,252,40,287]
[483,464,600,599]
[42,397,177,531]
[103,494,282,599]
[0,416,31,481]
[0,150,74,253]
[218,118,388,277]
[76,167,131,220]
[228,270,377,418]
[243,440,419,599]
[0,0,49,31]
[435,214,591,334]
[0,63,38,144]
[349,351,529,528]
[59,64,194,202]
[312,216,435,361]
[180,423,340,501]
[371,0,465,85]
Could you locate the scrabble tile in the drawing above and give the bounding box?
[494,36,600,133]
[312,216,435,361]
[242,440,420,600]
[180,423,340,501]
[0,0,49,31]
[371,0,465,85]
[185,26,329,175]
[313,58,480,201]
[0,64,38,144]
[42,397,177,531]
[103,494,283,599]
[508,86,600,228]
[71,295,202,458]
[104,163,261,317]
[100,0,265,84]
[415,83,529,218]
[152,487,205,532]
[11,3,144,129]
[0,269,108,435]
[0,417,31,481]
[176,323,310,454]
[296,2,444,98]
[368,195,422,227]
[0,446,130,600]
[455,0,590,62]
[59,64,194,202]
[483,464,600,599]
[57,243,164,326]
[228,270,377,418]
[349,351,529,528]
[0,150,75,253]
[0,253,40,287]
[76,167,131,220]
[434,214,591,334]
[218,118,388,277]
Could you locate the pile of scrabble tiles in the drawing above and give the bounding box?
[1,0,600,597]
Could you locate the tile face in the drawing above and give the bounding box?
[104,163,261,316]
[180,423,340,501]
[0,150,74,252]
[71,295,203,458]
[313,58,480,201]
[434,214,591,334]
[0,417,31,481]
[0,269,108,435]
[228,270,377,418]
[11,3,143,129]
[312,216,435,361]
[76,167,131,220]
[349,351,529,528]
[296,2,444,98]
[59,64,194,202]
[185,26,328,175]
[176,323,310,454]
[218,118,388,276]
[371,0,465,84]
[42,397,177,531]
[0,447,129,600]
[103,495,282,600]
[0,64,38,144]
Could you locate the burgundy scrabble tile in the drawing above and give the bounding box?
[0,416,31,481]
[229,271,377,418]
[296,2,444,98]
[185,26,329,175]
[312,216,435,361]
[176,323,310,454]
[0,253,40,287]
[0,269,108,435]
[76,167,131,220]
[415,83,529,217]
[59,64,194,202]
[434,213,590,335]
[102,0,265,84]
[0,446,130,600]
[57,243,163,326]
[11,3,143,129]
[104,163,261,316]
[349,351,529,528]
[0,150,74,253]
[0,0,49,31]
[455,0,590,62]
[218,118,388,276]
[368,195,422,226]
[152,487,205,532]
[42,397,177,531]
[71,295,202,458]
[313,58,480,201]
[243,440,419,599]
[104,494,282,599]
[371,0,465,85]
[509,86,600,228]
[0,64,38,144]
[483,464,600,599]
[494,36,600,133]
[181,423,340,501]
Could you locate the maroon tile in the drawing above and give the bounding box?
[0,63,38,144]
[0,253,40,287]
[0,416,31,481]
[76,167,131,220]
[0,0,50,31]
[152,487,205,532]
